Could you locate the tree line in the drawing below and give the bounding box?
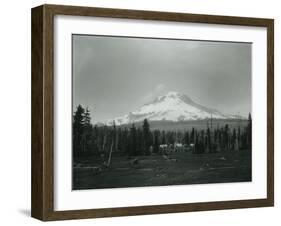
[73,105,252,157]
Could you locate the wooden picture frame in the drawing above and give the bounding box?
[31,4,274,221]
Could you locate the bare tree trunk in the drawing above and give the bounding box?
[115,132,118,152]
[102,134,107,152]
[107,141,114,167]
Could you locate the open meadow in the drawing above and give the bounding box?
[73,150,251,190]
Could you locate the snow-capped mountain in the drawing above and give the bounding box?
[104,91,243,126]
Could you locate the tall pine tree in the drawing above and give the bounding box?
[83,107,93,153]
[129,124,137,156]
[153,130,160,153]
[143,119,151,155]
[247,113,252,149]
[73,105,85,156]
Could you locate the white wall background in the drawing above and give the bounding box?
[0,0,279,225]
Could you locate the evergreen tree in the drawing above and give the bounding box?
[194,133,200,154]
[247,113,252,149]
[184,131,190,145]
[223,124,230,151]
[117,127,123,153]
[200,130,205,154]
[190,128,195,144]
[129,124,137,156]
[112,121,117,152]
[122,128,130,155]
[206,127,211,153]
[143,119,151,155]
[167,131,175,145]
[218,128,224,151]
[176,131,183,144]
[216,128,222,152]
[92,125,100,153]
[161,130,166,144]
[83,107,93,153]
[136,128,143,155]
[237,126,241,150]
[232,128,237,151]
[84,107,91,124]
[73,105,85,156]
[153,130,160,153]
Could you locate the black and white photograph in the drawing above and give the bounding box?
[72,34,252,190]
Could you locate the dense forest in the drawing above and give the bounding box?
[73,105,252,158]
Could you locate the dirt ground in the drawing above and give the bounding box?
[72,150,251,190]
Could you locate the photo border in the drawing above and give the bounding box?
[31,4,274,221]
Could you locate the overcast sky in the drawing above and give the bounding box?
[73,35,251,123]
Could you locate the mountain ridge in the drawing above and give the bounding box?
[100,91,245,126]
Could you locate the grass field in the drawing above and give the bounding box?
[72,150,251,190]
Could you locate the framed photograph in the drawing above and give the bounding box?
[31,4,274,221]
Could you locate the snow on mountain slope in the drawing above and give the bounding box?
[104,91,243,126]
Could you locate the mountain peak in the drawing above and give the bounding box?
[103,91,242,126]
[150,91,194,106]
[166,91,181,97]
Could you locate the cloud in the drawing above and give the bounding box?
[140,84,166,103]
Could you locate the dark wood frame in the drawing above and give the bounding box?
[31,4,274,221]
